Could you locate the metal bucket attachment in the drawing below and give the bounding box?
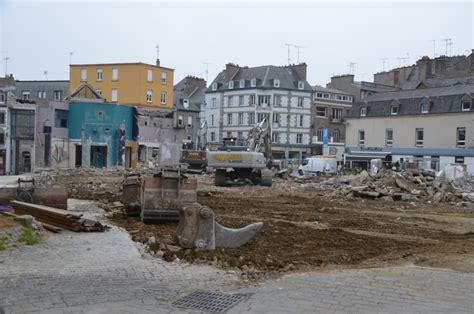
[10,178,68,209]
[122,174,141,216]
[140,170,197,223]
[177,203,263,250]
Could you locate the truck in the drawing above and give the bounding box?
[206,119,273,186]
[298,155,338,176]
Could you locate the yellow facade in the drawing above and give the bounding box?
[69,63,174,109]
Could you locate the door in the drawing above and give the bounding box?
[90,146,107,168]
[75,145,82,167]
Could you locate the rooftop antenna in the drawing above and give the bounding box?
[43,70,48,80]
[69,51,74,64]
[155,44,160,59]
[203,62,211,82]
[430,40,436,58]
[294,45,305,63]
[380,58,388,71]
[348,62,357,74]
[285,43,292,64]
[358,73,368,81]
[3,57,9,77]
[397,57,405,67]
[406,52,410,65]
[443,38,453,56]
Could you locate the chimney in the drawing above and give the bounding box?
[417,56,432,81]
[225,63,240,81]
[434,55,448,77]
[156,58,160,67]
[288,63,307,80]
[183,76,207,95]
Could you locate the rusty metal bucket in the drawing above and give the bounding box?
[122,174,141,216]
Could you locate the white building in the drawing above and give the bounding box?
[203,63,313,161]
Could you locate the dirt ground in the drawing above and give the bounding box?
[110,175,474,281]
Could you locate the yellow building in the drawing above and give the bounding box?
[69,61,174,109]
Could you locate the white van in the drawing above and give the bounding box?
[298,155,338,176]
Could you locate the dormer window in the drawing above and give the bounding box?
[360,107,367,117]
[274,79,280,88]
[462,100,471,111]
[391,106,399,115]
[298,81,304,90]
[240,80,245,88]
[251,79,256,87]
[229,81,234,89]
[212,83,217,91]
[420,100,430,113]
[183,99,189,109]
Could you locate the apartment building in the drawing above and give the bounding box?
[345,83,474,174]
[203,63,313,161]
[69,60,174,109]
[14,80,69,102]
[311,86,353,158]
[327,74,396,102]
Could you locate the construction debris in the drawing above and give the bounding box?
[11,201,109,232]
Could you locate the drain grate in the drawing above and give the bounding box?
[172,290,247,312]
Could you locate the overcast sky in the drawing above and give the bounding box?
[0,0,472,86]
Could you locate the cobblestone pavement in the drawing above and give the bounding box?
[1,200,473,313]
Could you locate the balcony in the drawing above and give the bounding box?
[330,115,344,123]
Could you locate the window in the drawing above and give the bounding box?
[317,128,323,141]
[238,131,243,139]
[211,114,214,126]
[386,129,393,146]
[183,99,189,108]
[160,92,167,104]
[248,112,255,125]
[316,106,327,117]
[323,93,330,99]
[187,116,193,127]
[0,93,5,103]
[81,68,87,81]
[37,90,46,99]
[227,113,233,125]
[296,133,303,144]
[415,128,424,146]
[238,113,243,125]
[161,72,167,84]
[457,127,466,147]
[251,79,256,87]
[358,130,365,146]
[22,91,30,100]
[229,81,234,89]
[0,132,4,145]
[333,129,340,142]
[211,97,217,108]
[298,115,304,127]
[239,95,244,106]
[391,106,399,115]
[360,107,367,117]
[297,97,304,107]
[240,80,245,88]
[274,79,280,88]
[258,95,270,106]
[53,90,62,101]
[272,113,280,124]
[178,115,184,126]
[336,95,343,101]
[455,156,465,164]
[0,112,5,124]
[462,101,471,111]
[257,113,269,123]
[54,109,68,128]
[146,90,153,103]
[272,132,279,143]
[227,132,232,138]
[112,68,118,81]
[420,101,430,113]
[212,83,217,91]
[249,94,256,105]
[210,132,216,142]
[315,92,323,99]
[147,69,153,82]
[298,81,304,90]
[228,96,234,106]
[96,68,103,81]
[273,95,282,107]
[111,89,118,102]
[96,89,102,96]
[331,108,342,121]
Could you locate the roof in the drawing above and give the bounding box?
[348,84,474,118]
[312,85,352,95]
[66,83,104,102]
[15,80,69,83]
[347,146,474,157]
[70,62,174,71]
[353,81,397,92]
[207,64,312,92]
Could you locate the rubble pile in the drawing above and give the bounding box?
[316,169,474,204]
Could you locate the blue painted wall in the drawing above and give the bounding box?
[69,102,135,167]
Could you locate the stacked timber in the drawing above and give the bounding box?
[10,201,109,232]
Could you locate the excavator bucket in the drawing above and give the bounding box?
[14,178,68,209]
[176,203,263,250]
[140,170,197,223]
[122,174,141,216]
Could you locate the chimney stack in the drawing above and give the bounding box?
[288,63,307,80]
[225,63,240,82]
[156,58,160,67]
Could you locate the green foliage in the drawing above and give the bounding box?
[0,235,8,251]
[18,227,40,246]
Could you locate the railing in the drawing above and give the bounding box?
[330,115,343,123]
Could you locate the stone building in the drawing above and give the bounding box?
[311,86,353,159]
[327,74,396,102]
[203,63,313,161]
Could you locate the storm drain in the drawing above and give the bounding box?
[172,290,247,312]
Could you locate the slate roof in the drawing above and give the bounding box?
[348,84,474,118]
[353,81,397,92]
[312,85,352,95]
[173,77,206,112]
[207,65,312,92]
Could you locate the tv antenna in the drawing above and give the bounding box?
[358,73,368,81]
[44,70,48,80]
[3,57,9,76]
[203,62,211,82]
[69,51,74,64]
[443,38,453,56]
[155,44,160,59]
[294,45,305,63]
[348,62,357,74]
[380,58,388,71]
[284,43,292,64]
[430,40,436,58]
